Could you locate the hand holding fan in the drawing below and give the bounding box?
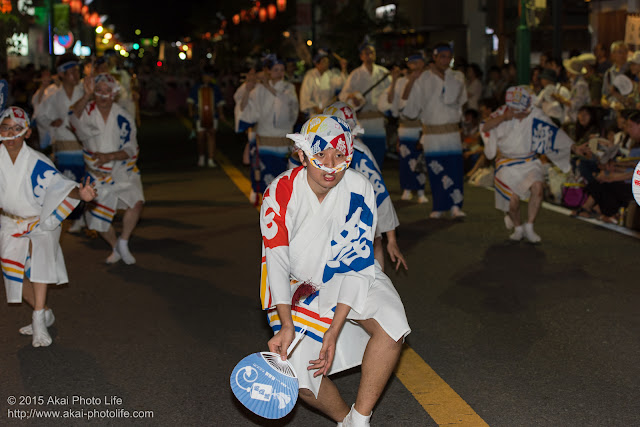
[230,325,308,419]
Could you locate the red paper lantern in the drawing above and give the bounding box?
[89,12,100,27]
[232,14,240,25]
[259,7,267,22]
[70,0,82,14]
[81,5,88,14]
[267,4,276,20]
[240,10,248,21]
[277,0,286,12]
[0,0,12,14]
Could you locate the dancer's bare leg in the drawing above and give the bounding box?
[373,237,384,270]
[298,378,351,422]
[353,318,403,416]
[100,226,118,248]
[527,181,544,224]
[508,194,521,227]
[120,201,144,240]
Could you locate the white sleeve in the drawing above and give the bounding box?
[260,187,293,307]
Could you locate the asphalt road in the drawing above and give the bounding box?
[1,114,638,426]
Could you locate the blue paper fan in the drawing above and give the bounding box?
[231,326,307,419]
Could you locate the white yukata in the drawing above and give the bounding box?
[402,68,467,211]
[239,79,299,190]
[0,144,79,303]
[234,82,259,193]
[482,106,572,211]
[299,68,346,116]
[260,167,410,397]
[36,84,86,181]
[69,101,144,232]
[339,64,390,167]
[378,76,426,192]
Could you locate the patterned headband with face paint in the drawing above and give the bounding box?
[286,115,354,174]
[505,86,532,112]
[94,73,120,99]
[0,106,30,140]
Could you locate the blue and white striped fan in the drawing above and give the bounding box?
[231,326,307,419]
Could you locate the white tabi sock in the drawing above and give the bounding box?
[510,225,524,241]
[19,308,55,336]
[116,238,136,265]
[417,190,429,204]
[32,309,52,347]
[523,222,541,243]
[451,205,466,218]
[197,155,205,167]
[341,404,372,427]
[401,190,413,200]
[106,248,121,264]
[68,216,85,233]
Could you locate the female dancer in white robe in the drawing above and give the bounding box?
[70,73,145,265]
[238,57,299,201]
[0,107,96,347]
[261,115,410,426]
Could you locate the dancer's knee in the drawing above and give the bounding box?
[298,388,316,403]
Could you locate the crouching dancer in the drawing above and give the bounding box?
[70,73,145,264]
[0,107,96,347]
[260,115,410,426]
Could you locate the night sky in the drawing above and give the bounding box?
[93,0,237,41]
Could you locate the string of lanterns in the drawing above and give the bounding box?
[61,0,102,27]
[231,0,286,25]
[0,0,12,14]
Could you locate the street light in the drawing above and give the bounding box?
[96,25,103,34]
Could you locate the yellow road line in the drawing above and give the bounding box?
[396,345,489,426]
[182,118,489,425]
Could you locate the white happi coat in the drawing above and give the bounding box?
[483,106,572,211]
[352,139,399,235]
[239,79,299,138]
[70,102,144,231]
[260,167,410,397]
[35,84,85,143]
[0,143,79,303]
[299,68,346,115]
[401,68,467,155]
[339,64,390,114]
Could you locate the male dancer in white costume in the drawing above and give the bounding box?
[70,73,144,264]
[481,86,572,242]
[339,43,390,168]
[261,115,410,426]
[0,106,96,347]
[378,52,428,203]
[402,42,467,219]
[36,53,87,232]
[238,56,299,201]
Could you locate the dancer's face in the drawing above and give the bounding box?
[299,148,346,199]
[0,117,29,155]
